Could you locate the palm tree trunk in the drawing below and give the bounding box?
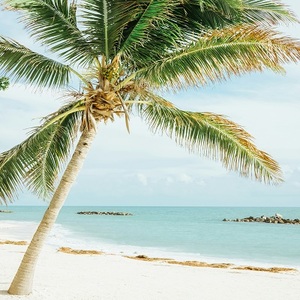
[8,128,97,295]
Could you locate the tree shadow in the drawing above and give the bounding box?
[0,289,9,296]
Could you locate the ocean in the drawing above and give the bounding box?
[1,206,299,268]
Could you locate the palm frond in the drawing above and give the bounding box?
[119,0,296,68]
[0,36,70,89]
[4,0,96,66]
[0,144,32,204]
[80,0,139,60]
[136,25,300,90]
[179,0,296,26]
[0,100,84,204]
[0,76,9,90]
[172,0,242,30]
[135,94,282,184]
[240,0,297,24]
[118,0,182,57]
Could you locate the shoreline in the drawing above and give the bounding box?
[1,241,300,300]
[1,219,299,270]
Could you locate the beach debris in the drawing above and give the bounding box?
[167,260,233,269]
[58,247,103,255]
[127,255,232,268]
[126,255,174,262]
[232,266,297,273]
[125,255,297,273]
[222,214,300,225]
[77,211,133,216]
[0,210,13,213]
[0,240,27,245]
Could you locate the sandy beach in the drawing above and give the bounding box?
[1,241,300,300]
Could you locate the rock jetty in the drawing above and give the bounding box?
[223,214,300,225]
[77,211,132,216]
[0,210,12,213]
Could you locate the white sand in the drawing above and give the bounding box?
[1,243,300,300]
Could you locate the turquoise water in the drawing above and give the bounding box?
[1,206,300,267]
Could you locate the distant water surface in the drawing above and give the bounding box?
[1,206,299,267]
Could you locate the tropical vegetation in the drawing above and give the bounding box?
[0,0,300,295]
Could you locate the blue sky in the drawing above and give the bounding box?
[0,0,300,207]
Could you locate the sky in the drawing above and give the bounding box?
[0,0,299,207]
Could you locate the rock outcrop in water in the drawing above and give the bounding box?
[0,210,12,213]
[223,214,300,225]
[77,211,132,216]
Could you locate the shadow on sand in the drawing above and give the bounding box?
[0,289,9,296]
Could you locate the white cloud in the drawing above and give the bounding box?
[178,173,193,184]
[292,182,300,188]
[137,173,148,186]
[196,179,206,187]
[166,176,174,184]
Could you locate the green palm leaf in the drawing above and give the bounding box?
[0,144,33,203]
[135,95,282,184]
[118,0,181,57]
[0,36,71,88]
[137,25,300,90]
[187,0,296,25]
[119,0,295,67]
[172,0,243,30]
[5,0,96,66]
[80,0,140,60]
[0,100,84,204]
[0,76,9,90]
[240,0,297,24]
[187,0,296,26]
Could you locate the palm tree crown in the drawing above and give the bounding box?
[0,0,300,204]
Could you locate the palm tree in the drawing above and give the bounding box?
[1,0,300,295]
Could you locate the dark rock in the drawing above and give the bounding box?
[77,211,133,216]
[222,215,300,225]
